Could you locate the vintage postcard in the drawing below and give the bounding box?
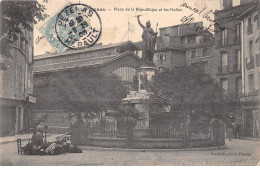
[0,0,260,166]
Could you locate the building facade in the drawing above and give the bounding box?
[213,1,255,135]
[239,0,260,137]
[32,41,141,127]
[154,22,216,79]
[0,26,35,136]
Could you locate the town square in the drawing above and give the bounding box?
[0,0,260,166]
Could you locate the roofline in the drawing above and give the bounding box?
[159,21,203,30]
[34,51,140,74]
[104,51,141,65]
[236,4,258,20]
[34,41,140,60]
[155,47,185,52]
[214,3,255,14]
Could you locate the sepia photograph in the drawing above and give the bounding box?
[0,0,259,166]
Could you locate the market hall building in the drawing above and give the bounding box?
[32,41,141,128]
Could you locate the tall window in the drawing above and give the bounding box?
[235,24,241,42]
[20,37,24,51]
[221,51,228,65]
[249,40,253,57]
[221,78,228,95]
[18,66,24,97]
[236,77,242,97]
[248,17,252,26]
[235,49,241,70]
[220,29,227,45]
[248,74,254,93]
[220,52,228,72]
[248,17,253,34]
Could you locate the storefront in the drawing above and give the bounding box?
[0,94,36,136]
[240,94,260,138]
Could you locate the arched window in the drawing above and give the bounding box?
[112,66,137,82]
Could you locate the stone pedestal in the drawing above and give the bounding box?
[122,66,157,135]
[138,67,157,91]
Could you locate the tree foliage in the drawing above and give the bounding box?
[148,65,226,121]
[51,67,128,119]
[0,0,48,58]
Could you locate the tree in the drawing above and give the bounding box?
[0,0,48,58]
[148,65,227,140]
[50,67,128,125]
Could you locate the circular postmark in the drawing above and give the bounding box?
[55,3,102,49]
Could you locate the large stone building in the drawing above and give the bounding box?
[213,0,256,134]
[0,26,35,136]
[154,22,216,79]
[33,41,141,127]
[238,0,260,137]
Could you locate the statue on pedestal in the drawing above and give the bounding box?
[137,15,158,67]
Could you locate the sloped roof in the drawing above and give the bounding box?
[237,2,258,20]
[134,41,142,49]
[34,50,140,73]
[34,41,140,60]
[155,47,186,52]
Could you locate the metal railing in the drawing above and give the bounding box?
[70,121,223,148]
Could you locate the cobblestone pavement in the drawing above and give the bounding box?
[0,139,259,166]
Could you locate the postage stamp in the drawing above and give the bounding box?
[39,3,102,52]
[55,3,102,49]
[38,3,71,53]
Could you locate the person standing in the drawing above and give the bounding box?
[227,124,233,141]
[235,123,241,139]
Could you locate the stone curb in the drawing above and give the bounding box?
[238,137,260,142]
[79,145,227,152]
[0,134,59,145]
[0,138,30,145]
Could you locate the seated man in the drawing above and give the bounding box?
[31,129,43,146]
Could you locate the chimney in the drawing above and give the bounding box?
[223,0,232,9]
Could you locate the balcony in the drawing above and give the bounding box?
[222,92,241,102]
[240,89,260,103]
[218,65,229,74]
[217,37,241,48]
[247,25,253,35]
[246,56,254,69]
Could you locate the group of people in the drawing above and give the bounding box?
[23,128,82,155]
[226,123,241,141]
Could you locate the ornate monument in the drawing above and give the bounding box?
[122,16,159,133]
[137,15,158,67]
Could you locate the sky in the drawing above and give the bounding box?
[33,0,239,56]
